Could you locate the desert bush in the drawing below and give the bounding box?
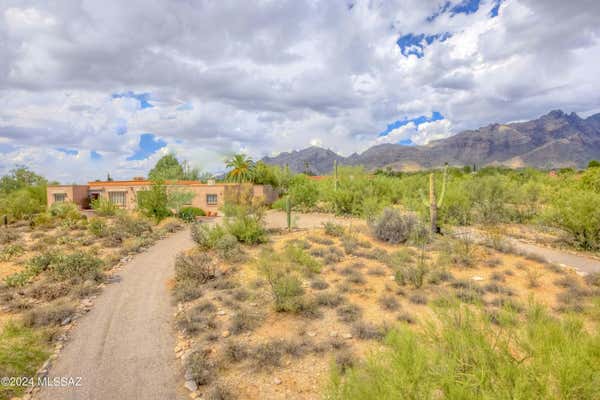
[397,312,416,324]
[222,341,249,363]
[345,270,365,285]
[409,293,428,305]
[204,383,235,400]
[178,206,205,222]
[307,235,334,246]
[22,300,76,327]
[315,291,345,308]
[367,266,386,276]
[173,279,203,302]
[230,309,262,335]
[87,217,107,237]
[258,251,305,312]
[252,340,284,369]
[49,202,81,222]
[49,252,103,282]
[378,294,399,311]
[185,348,215,386]
[394,260,428,289]
[336,304,362,323]
[370,208,418,244]
[334,349,356,373]
[115,214,152,236]
[584,272,600,287]
[285,243,322,274]
[323,222,346,237]
[0,228,19,244]
[311,279,329,290]
[526,269,542,288]
[24,279,71,301]
[545,188,600,251]
[223,203,267,244]
[191,223,226,249]
[214,234,243,261]
[91,197,118,216]
[175,251,216,284]
[0,244,24,261]
[351,321,387,341]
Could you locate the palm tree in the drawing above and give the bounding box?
[225,154,255,183]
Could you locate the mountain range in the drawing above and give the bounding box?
[261,110,600,173]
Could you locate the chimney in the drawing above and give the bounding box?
[133,176,145,181]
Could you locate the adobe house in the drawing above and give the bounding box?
[46,178,277,214]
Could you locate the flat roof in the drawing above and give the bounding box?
[49,180,264,188]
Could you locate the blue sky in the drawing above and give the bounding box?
[0,0,599,182]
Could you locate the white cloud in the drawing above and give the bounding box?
[0,0,599,181]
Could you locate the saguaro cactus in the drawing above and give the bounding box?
[422,163,448,235]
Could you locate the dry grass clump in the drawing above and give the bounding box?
[230,309,263,335]
[351,321,387,341]
[222,341,250,363]
[307,235,334,246]
[409,293,428,305]
[22,299,77,327]
[185,348,216,386]
[378,294,400,311]
[315,291,345,308]
[336,303,362,323]
[204,383,235,400]
[310,279,329,290]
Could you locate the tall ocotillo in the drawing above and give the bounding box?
[421,163,448,235]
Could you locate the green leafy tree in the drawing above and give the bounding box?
[137,181,171,222]
[167,188,195,214]
[0,167,48,220]
[225,154,255,183]
[587,160,600,169]
[148,154,184,181]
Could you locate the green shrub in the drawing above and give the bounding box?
[370,208,418,244]
[87,217,107,237]
[178,206,205,222]
[323,222,346,237]
[545,188,600,251]
[0,244,24,261]
[223,204,267,244]
[136,181,172,222]
[115,214,153,236]
[91,197,118,216]
[49,252,104,282]
[214,233,242,261]
[0,322,50,399]
[49,201,80,220]
[258,250,305,312]
[285,243,322,274]
[327,304,600,400]
[191,223,227,249]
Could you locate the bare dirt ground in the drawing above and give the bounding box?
[36,228,193,400]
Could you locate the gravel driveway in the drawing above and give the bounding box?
[36,228,193,400]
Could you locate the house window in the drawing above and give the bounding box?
[108,191,127,206]
[206,194,218,205]
[53,193,67,203]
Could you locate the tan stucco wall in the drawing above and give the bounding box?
[47,185,90,208]
[47,183,277,212]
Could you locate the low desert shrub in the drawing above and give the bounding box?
[352,321,387,341]
[0,244,24,261]
[311,279,329,290]
[252,340,284,369]
[258,251,305,312]
[315,291,345,308]
[214,233,243,261]
[285,243,322,274]
[336,304,362,323]
[22,300,76,327]
[378,294,400,311]
[230,309,262,335]
[173,279,203,302]
[0,228,19,244]
[174,251,216,284]
[90,198,118,216]
[178,206,205,222]
[323,222,346,237]
[191,223,227,250]
[204,383,235,400]
[185,348,215,386]
[370,208,418,244]
[49,252,104,282]
[222,341,249,363]
[223,204,267,244]
[87,217,107,237]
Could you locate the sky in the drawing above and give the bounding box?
[1,0,600,182]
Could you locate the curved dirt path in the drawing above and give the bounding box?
[37,228,193,400]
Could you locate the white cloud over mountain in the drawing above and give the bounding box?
[0,0,599,181]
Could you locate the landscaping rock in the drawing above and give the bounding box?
[184,380,198,392]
